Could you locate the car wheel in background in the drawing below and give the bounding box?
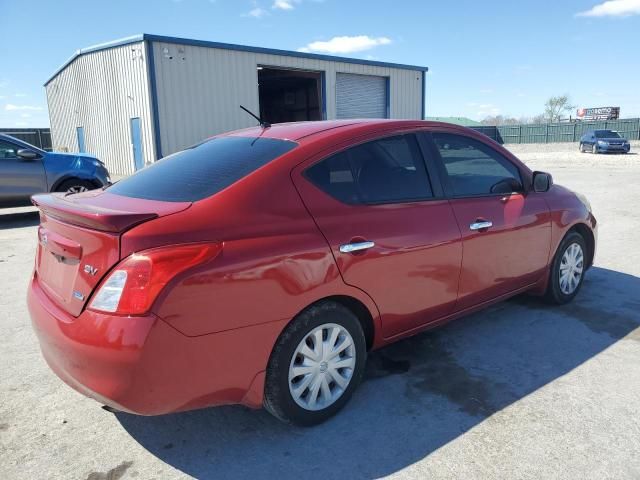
[592,143,598,154]
[56,179,96,194]
[579,143,585,153]
[544,231,587,305]
[264,301,367,426]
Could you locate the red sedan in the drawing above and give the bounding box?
[28,120,597,425]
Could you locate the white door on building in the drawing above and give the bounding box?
[336,73,388,119]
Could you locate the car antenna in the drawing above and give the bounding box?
[240,105,271,129]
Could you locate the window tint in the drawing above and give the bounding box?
[0,140,18,159]
[432,133,522,197]
[594,130,620,138]
[305,135,433,204]
[108,136,297,202]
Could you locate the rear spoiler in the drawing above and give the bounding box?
[32,193,158,233]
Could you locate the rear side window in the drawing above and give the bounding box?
[108,136,297,202]
[305,135,433,204]
[432,133,522,197]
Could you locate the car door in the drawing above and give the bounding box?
[426,130,551,310]
[293,132,462,338]
[0,139,47,205]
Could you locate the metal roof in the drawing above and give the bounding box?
[44,33,429,86]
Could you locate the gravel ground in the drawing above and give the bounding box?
[1,143,639,480]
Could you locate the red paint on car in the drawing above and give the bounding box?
[27,120,597,422]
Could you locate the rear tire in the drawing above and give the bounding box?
[264,301,367,426]
[544,232,587,305]
[56,179,96,194]
[579,143,585,153]
[592,143,598,154]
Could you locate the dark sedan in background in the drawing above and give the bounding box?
[579,129,631,154]
[0,134,111,207]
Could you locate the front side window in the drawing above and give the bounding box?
[108,136,298,202]
[432,133,522,197]
[305,134,433,204]
[0,140,19,159]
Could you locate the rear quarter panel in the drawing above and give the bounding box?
[121,148,381,338]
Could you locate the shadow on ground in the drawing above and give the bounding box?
[116,266,640,479]
[0,210,39,230]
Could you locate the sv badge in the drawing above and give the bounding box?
[84,264,98,276]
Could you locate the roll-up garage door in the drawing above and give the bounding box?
[336,73,388,119]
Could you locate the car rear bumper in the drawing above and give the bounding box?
[27,272,285,415]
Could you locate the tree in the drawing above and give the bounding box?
[543,95,575,122]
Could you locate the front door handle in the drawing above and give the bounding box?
[469,220,493,231]
[340,241,375,253]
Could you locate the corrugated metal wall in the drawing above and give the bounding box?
[472,118,640,144]
[151,41,423,155]
[46,42,155,175]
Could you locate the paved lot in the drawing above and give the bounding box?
[1,143,640,479]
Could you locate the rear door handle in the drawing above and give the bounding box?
[340,241,375,253]
[469,220,493,231]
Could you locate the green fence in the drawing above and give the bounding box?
[471,118,640,144]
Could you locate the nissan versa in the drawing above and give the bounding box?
[28,120,597,425]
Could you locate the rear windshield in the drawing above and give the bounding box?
[594,130,620,138]
[108,136,297,202]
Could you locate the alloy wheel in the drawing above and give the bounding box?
[66,185,89,194]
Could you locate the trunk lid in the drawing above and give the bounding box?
[32,191,191,316]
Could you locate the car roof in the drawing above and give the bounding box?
[223,119,471,143]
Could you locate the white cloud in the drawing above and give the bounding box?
[5,104,43,111]
[244,7,268,17]
[577,0,640,17]
[475,103,501,117]
[0,80,8,88]
[272,0,295,9]
[298,35,392,54]
[479,88,493,94]
[16,121,28,127]
[20,113,32,118]
[14,93,27,98]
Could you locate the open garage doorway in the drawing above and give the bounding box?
[258,67,324,124]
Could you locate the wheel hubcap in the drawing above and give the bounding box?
[67,185,88,194]
[288,323,356,411]
[559,242,584,295]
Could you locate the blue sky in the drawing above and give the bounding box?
[1,0,639,127]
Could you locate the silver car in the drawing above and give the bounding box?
[0,134,111,207]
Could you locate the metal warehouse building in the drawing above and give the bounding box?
[45,34,428,175]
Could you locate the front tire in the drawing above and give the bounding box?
[544,232,587,305]
[264,301,367,426]
[592,143,598,154]
[56,179,96,194]
[579,143,585,153]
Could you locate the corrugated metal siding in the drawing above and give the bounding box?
[336,73,387,119]
[152,41,423,155]
[46,42,154,175]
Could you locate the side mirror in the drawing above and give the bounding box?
[17,149,39,160]
[532,171,553,192]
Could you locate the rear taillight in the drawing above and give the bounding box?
[89,243,221,315]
